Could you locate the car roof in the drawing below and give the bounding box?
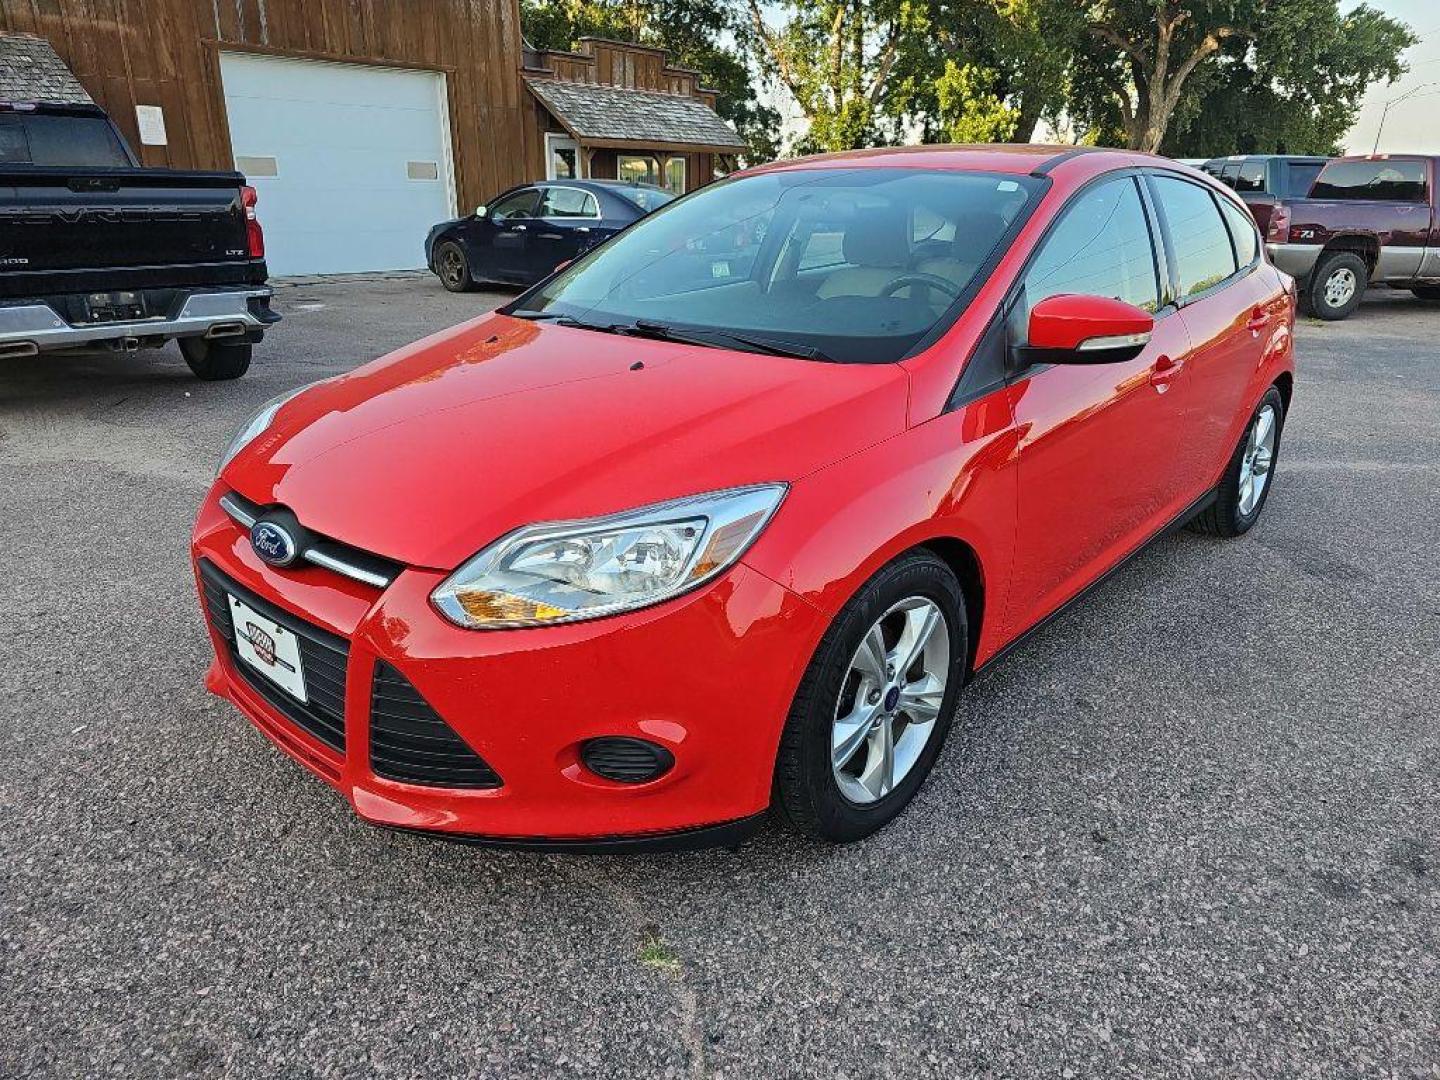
[740,144,1157,179]
[537,179,667,193]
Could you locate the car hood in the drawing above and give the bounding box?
[225,314,909,569]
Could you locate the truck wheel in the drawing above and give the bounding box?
[180,337,252,381]
[1411,286,1440,301]
[1307,252,1367,321]
[435,242,474,292]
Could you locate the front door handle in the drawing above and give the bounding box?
[1149,354,1184,390]
[575,226,591,234]
[510,223,528,232]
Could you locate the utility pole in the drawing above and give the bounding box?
[1372,83,1438,154]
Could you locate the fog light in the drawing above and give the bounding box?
[580,737,674,784]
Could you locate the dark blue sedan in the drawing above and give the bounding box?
[424,179,675,291]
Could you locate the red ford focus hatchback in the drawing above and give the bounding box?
[194,146,1295,849]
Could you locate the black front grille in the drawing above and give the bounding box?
[370,662,502,789]
[199,560,349,753]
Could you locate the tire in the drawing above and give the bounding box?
[1307,251,1367,321]
[1188,386,1285,538]
[773,551,968,842]
[180,336,251,381]
[434,241,474,292]
[1410,286,1440,301]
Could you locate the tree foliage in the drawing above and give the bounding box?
[519,0,780,162]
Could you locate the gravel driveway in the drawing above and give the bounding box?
[2,276,1436,1077]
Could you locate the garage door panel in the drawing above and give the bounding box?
[221,53,454,276]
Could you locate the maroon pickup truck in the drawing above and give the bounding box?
[1264,154,1440,320]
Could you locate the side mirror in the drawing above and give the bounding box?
[1025,293,1155,364]
[474,204,487,218]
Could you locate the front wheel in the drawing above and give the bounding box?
[1307,252,1367,321]
[435,241,474,292]
[773,552,967,842]
[1188,386,1285,538]
[180,336,251,381]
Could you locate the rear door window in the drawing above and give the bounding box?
[539,187,599,218]
[1235,159,1266,193]
[1024,177,1161,314]
[1310,159,1428,202]
[1150,176,1238,299]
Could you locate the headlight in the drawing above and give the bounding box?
[216,385,311,474]
[431,484,787,629]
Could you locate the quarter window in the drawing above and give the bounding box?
[489,189,541,221]
[539,187,599,218]
[1024,177,1160,314]
[1151,177,1238,299]
[1220,199,1259,267]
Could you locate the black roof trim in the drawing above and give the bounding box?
[1030,146,1106,178]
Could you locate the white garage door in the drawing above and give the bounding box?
[219,53,456,276]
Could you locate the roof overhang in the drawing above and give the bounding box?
[526,77,745,155]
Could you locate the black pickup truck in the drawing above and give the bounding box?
[0,102,277,379]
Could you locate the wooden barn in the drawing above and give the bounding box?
[0,1,743,274]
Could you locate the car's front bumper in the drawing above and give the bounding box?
[192,486,825,847]
[0,287,277,356]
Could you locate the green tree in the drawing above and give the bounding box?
[1072,1,1415,153]
[741,0,930,152]
[520,0,780,162]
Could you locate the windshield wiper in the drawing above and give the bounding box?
[508,311,835,362]
[624,320,835,362]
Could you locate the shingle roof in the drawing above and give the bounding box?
[526,78,745,151]
[0,33,92,105]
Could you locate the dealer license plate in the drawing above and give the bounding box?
[229,595,308,703]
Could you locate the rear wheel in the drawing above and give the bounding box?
[1188,386,1285,538]
[773,552,967,842]
[180,336,251,381]
[435,241,474,292]
[1307,251,1367,321]
[1411,285,1440,301]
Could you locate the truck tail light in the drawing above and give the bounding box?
[241,185,265,259]
[1265,202,1291,244]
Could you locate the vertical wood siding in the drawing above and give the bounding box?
[0,0,534,207]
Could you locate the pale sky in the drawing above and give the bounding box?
[1341,0,1440,154]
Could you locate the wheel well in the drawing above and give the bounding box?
[920,537,984,677]
[1272,371,1293,414]
[1319,235,1380,275]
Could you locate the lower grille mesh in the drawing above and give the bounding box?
[200,560,349,753]
[369,662,502,789]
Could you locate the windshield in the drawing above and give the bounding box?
[619,186,677,212]
[509,167,1041,364]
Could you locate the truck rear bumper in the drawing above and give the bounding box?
[0,287,278,357]
[1266,243,1322,281]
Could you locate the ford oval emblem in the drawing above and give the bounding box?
[250,520,299,567]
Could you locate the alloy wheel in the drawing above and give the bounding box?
[831,597,950,805]
[439,247,465,288]
[1238,403,1277,516]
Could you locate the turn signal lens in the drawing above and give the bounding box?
[431,485,787,629]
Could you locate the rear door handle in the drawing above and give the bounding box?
[1149,354,1183,390]
[1245,307,1269,333]
[510,223,528,232]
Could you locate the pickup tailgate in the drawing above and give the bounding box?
[0,167,261,298]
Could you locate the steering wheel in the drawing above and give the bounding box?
[879,273,962,300]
